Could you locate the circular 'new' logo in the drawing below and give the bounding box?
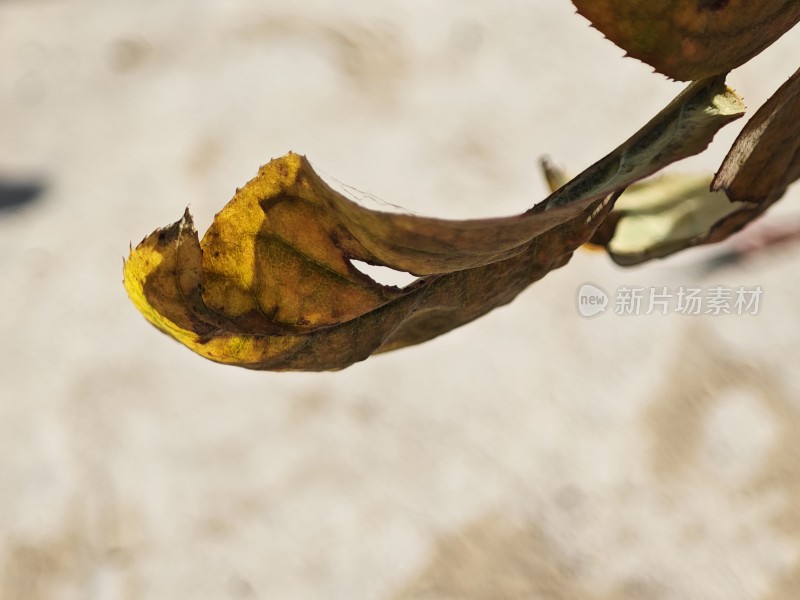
[577,283,608,317]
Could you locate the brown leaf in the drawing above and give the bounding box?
[698,66,800,247]
[573,0,800,80]
[712,67,800,211]
[123,77,742,370]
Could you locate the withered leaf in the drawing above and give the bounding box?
[571,68,800,265]
[544,170,744,265]
[710,66,800,227]
[124,76,742,370]
[573,0,800,81]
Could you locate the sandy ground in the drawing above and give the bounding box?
[1,1,800,599]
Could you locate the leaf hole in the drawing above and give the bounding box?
[350,260,418,288]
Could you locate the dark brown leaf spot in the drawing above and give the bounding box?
[697,0,729,11]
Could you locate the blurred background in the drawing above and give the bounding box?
[1,1,799,598]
